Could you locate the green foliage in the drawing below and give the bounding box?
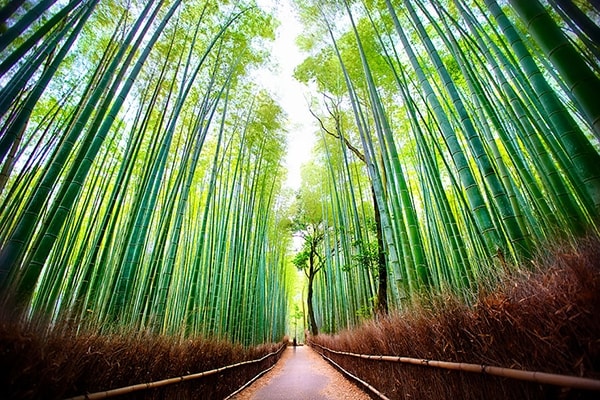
[351,239,379,273]
[292,248,310,271]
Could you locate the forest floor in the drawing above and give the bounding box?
[230,345,371,400]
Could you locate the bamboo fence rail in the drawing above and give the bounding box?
[310,342,600,392]
[318,351,391,400]
[223,361,278,400]
[64,343,287,400]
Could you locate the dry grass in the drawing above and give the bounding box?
[0,318,286,400]
[311,235,600,399]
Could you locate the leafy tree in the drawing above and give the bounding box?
[291,162,329,336]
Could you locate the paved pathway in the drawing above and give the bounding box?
[231,345,370,400]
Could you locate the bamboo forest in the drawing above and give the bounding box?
[1,0,600,399]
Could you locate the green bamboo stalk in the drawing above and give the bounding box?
[485,0,600,213]
[509,0,600,140]
[0,0,82,78]
[0,0,162,290]
[13,0,182,302]
[403,0,528,259]
[0,0,60,53]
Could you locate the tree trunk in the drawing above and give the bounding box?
[372,185,388,315]
[307,272,318,336]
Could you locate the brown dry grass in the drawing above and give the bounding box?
[311,235,600,399]
[0,318,286,400]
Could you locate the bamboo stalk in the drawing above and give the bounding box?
[64,344,286,400]
[311,342,600,392]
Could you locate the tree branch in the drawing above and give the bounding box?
[308,100,367,163]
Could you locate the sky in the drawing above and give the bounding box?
[254,0,317,190]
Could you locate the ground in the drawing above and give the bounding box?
[230,345,371,400]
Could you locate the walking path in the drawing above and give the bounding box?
[230,345,371,400]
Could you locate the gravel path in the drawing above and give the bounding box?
[230,345,371,400]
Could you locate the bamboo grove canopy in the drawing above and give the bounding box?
[1,0,599,342]
[293,0,600,333]
[0,0,290,345]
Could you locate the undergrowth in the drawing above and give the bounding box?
[311,235,600,399]
[0,318,286,400]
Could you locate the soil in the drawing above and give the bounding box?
[230,345,371,400]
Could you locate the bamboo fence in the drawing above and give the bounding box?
[311,341,600,393]
[64,343,287,400]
